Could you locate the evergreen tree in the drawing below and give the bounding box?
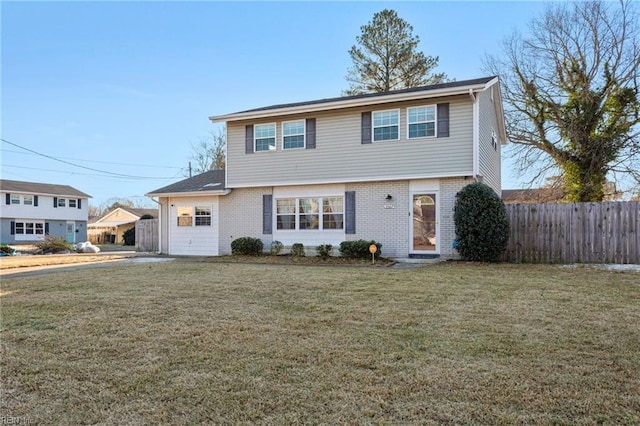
[345,9,447,95]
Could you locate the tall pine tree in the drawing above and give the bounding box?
[344,9,447,95]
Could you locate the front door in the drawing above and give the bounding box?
[411,193,438,253]
[66,221,76,244]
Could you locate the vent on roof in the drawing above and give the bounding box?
[203,183,221,188]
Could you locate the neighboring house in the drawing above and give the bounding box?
[87,207,158,244]
[148,76,507,258]
[502,188,566,204]
[0,179,91,244]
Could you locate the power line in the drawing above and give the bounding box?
[1,138,180,179]
[0,148,182,169]
[2,164,185,180]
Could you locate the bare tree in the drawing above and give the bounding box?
[188,127,226,176]
[486,1,640,201]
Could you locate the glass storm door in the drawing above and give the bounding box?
[412,193,438,253]
[66,222,76,243]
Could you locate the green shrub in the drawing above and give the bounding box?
[454,182,509,262]
[1,244,14,255]
[35,236,74,253]
[270,240,284,256]
[339,240,382,259]
[316,244,333,260]
[123,227,135,246]
[291,243,305,257]
[231,237,264,255]
[139,214,155,220]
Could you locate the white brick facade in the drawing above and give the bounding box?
[218,186,272,255]
[215,178,472,259]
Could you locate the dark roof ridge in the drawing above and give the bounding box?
[234,76,497,115]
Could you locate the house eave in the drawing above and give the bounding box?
[146,189,232,198]
[209,81,493,123]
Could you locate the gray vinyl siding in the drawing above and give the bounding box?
[478,87,502,194]
[226,95,473,188]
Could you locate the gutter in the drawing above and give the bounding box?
[210,82,490,123]
[469,89,479,181]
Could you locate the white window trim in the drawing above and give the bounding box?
[10,194,20,204]
[372,109,400,142]
[194,205,212,227]
[23,195,34,205]
[282,119,306,150]
[69,199,77,208]
[274,196,344,231]
[14,220,46,240]
[491,128,498,151]
[254,122,277,153]
[58,198,66,207]
[407,105,437,139]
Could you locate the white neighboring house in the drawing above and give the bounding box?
[148,76,507,258]
[0,179,91,244]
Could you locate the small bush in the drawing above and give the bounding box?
[316,244,333,260]
[123,227,135,246]
[231,237,264,255]
[454,182,509,262]
[36,236,74,254]
[339,240,382,259]
[139,214,155,220]
[270,240,284,256]
[291,243,305,257]
[1,244,14,255]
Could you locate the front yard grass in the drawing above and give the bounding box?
[1,262,638,424]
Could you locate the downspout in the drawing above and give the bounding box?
[469,88,479,181]
[148,196,162,254]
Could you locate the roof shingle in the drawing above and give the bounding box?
[147,170,226,196]
[0,179,91,198]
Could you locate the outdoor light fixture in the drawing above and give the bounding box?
[386,194,393,200]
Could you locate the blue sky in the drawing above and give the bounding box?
[1,1,549,208]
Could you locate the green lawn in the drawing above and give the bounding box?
[1,262,638,424]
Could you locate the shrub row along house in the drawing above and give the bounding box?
[147,77,506,258]
[0,179,91,244]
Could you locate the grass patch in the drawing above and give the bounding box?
[1,262,639,424]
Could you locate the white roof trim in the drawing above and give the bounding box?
[145,189,232,198]
[87,220,135,228]
[210,81,492,123]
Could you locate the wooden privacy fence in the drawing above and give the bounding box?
[504,201,639,264]
[136,219,158,252]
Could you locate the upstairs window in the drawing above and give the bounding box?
[408,106,436,138]
[255,123,276,152]
[69,199,77,208]
[10,194,20,204]
[373,110,399,141]
[58,198,66,207]
[282,120,305,149]
[23,195,33,205]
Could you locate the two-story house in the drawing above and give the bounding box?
[0,179,91,245]
[147,76,506,258]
